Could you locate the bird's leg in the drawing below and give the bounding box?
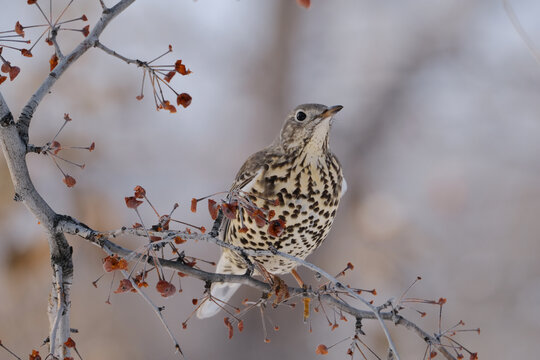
[255,262,274,284]
[239,251,255,277]
[291,268,306,289]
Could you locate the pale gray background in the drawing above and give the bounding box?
[1,0,539,359]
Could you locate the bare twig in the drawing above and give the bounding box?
[103,247,184,357]
[17,0,137,144]
[94,41,139,65]
[50,26,64,59]
[0,342,22,360]
[503,0,540,66]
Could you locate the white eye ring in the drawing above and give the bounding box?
[295,110,307,122]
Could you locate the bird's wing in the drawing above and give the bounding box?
[221,147,277,241]
[230,148,272,191]
[328,151,347,197]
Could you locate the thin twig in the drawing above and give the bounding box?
[503,0,540,66]
[0,342,22,360]
[50,26,64,59]
[17,0,137,144]
[94,41,139,65]
[103,246,184,357]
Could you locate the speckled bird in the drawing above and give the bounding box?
[197,104,347,318]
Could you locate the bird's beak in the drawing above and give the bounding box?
[320,105,343,119]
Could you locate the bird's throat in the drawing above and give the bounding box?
[303,120,330,156]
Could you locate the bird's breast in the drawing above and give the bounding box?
[225,152,343,274]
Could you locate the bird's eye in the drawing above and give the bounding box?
[295,111,307,122]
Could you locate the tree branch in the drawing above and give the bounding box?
[1,93,71,359]
[49,264,67,358]
[94,40,140,65]
[503,0,540,66]
[57,216,458,360]
[104,247,184,357]
[111,219,402,356]
[50,26,65,59]
[17,0,136,144]
[0,2,137,358]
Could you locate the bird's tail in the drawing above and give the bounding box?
[196,253,244,319]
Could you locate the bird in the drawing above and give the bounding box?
[197,103,347,319]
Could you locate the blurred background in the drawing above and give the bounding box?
[1,0,539,358]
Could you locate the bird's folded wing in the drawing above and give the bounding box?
[231,148,273,190]
[221,148,276,240]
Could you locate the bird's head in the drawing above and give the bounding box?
[278,103,343,153]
